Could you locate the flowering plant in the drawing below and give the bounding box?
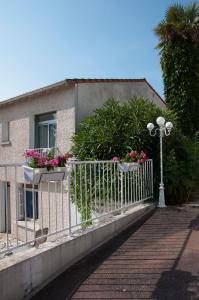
[24,150,74,170]
[112,150,148,165]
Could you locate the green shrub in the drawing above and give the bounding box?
[72,97,198,205]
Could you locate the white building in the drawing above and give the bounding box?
[0,78,164,239]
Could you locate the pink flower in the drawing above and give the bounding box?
[130,150,137,158]
[112,156,119,161]
[140,159,145,164]
[49,159,59,167]
[24,150,40,158]
[38,156,47,167]
[141,151,147,159]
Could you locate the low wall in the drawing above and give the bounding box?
[0,203,155,300]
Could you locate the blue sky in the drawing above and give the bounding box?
[0,0,191,100]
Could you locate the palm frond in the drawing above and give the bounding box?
[165,3,185,23]
[154,1,199,47]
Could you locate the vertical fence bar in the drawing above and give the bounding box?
[139,166,142,202]
[128,171,130,204]
[98,162,101,215]
[48,182,51,234]
[110,163,113,211]
[136,168,138,202]
[24,183,28,242]
[40,183,44,234]
[143,162,145,200]
[145,160,148,198]
[133,170,135,203]
[124,172,126,207]
[4,167,9,250]
[94,163,97,214]
[85,164,88,223]
[106,162,109,213]
[68,165,72,236]
[55,182,58,232]
[103,163,105,213]
[151,160,153,198]
[32,184,36,240]
[74,164,78,226]
[117,165,120,206]
[114,163,117,210]
[89,163,92,223]
[61,181,64,230]
[120,171,124,213]
[141,165,143,201]
[14,166,19,245]
[80,164,83,224]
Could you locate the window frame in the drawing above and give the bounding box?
[35,112,57,149]
[1,121,10,145]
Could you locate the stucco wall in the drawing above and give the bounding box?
[76,82,165,124]
[0,86,75,163]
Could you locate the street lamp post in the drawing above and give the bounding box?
[147,117,173,208]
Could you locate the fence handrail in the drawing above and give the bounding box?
[0,159,153,256]
[0,158,153,167]
[0,162,23,167]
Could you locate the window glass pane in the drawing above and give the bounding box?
[35,112,56,148]
[38,125,48,148]
[26,191,38,219]
[49,124,56,148]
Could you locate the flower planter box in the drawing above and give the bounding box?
[23,166,69,184]
[118,162,139,172]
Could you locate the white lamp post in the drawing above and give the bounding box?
[147,117,173,208]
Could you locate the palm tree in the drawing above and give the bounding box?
[154,3,199,135]
[154,3,199,49]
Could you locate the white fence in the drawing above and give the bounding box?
[0,159,153,256]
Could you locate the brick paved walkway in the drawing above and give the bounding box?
[32,207,199,300]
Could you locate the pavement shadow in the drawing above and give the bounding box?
[152,270,199,300]
[31,208,155,300]
[153,211,199,300]
[31,208,199,300]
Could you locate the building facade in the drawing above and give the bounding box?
[0,78,165,239]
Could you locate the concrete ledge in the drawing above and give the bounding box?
[0,203,155,300]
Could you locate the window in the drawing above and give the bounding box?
[35,112,56,148]
[26,190,38,219]
[18,184,38,220]
[1,121,10,144]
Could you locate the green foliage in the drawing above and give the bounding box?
[70,162,122,227]
[160,41,199,134]
[72,97,161,160]
[154,2,199,135]
[72,98,199,205]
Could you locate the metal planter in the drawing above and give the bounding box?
[23,166,69,184]
[118,162,139,172]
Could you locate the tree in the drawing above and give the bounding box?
[154,3,199,135]
[72,98,197,204]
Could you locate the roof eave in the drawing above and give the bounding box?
[0,79,71,107]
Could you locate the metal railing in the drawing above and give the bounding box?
[0,159,153,256]
[25,147,60,157]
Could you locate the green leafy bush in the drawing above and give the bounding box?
[72,97,198,204]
